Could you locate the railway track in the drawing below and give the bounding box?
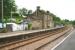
[36,28,73,50]
[0,27,71,50]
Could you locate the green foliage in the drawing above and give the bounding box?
[15,18,22,23]
[50,13,71,26]
[3,0,17,17]
[19,8,28,16]
[19,8,33,17]
[71,20,75,25]
[61,19,71,25]
[53,16,61,22]
[51,13,61,26]
[28,10,32,15]
[13,13,19,17]
[28,23,32,30]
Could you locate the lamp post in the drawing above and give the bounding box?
[2,0,4,28]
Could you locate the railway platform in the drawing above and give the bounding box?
[0,27,64,39]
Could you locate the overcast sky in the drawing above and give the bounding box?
[15,0,75,20]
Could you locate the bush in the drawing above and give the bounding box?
[28,23,32,30]
[0,28,8,33]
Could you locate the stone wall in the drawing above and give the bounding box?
[32,20,42,29]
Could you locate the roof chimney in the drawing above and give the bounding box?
[37,6,40,10]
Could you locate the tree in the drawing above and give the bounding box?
[19,8,28,16]
[0,0,2,22]
[53,16,61,22]
[51,13,61,26]
[27,10,32,16]
[3,0,17,16]
[0,0,17,22]
[71,20,75,25]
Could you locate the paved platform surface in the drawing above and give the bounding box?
[0,30,46,38]
[53,29,75,50]
[0,27,63,39]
